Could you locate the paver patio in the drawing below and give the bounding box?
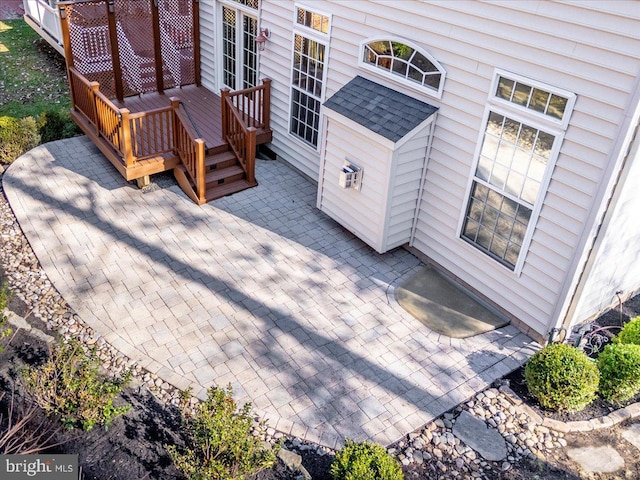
[3,137,538,449]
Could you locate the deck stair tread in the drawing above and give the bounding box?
[205,178,257,201]
[205,164,244,183]
[205,150,236,168]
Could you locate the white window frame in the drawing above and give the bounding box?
[458,70,576,275]
[217,0,260,91]
[358,37,446,99]
[287,3,331,151]
[491,69,576,130]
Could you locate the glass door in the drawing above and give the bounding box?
[221,3,258,91]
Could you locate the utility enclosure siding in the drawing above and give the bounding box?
[385,124,431,250]
[319,114,391,252]
[572,131,640,324]
[199,2,216,92]
[310,0,639,337]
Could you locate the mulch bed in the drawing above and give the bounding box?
[506,292,640,424]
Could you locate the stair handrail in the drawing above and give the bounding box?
[177,100,204,142]
[170,98,206,203]
[221,78,271,132]
[221,88,257,184]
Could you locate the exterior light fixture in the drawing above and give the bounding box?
[255,28,270,51]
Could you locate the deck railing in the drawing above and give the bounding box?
[172,99,206,203]
[221,79,271,132]
[129,107,174,160]
[68,67,268,201]
[220,79,271,184]
[224,103,257,184]
[68,67,204,173]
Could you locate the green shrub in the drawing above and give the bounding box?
[22,338,130,430]
[524,343,599,412]
[331,440,404,480]
[38,110,81,143]
[0,116,40,164]
[598,343,640,403]
[616,316,640,345]
[0,281,13,351]
[167,385,276,480]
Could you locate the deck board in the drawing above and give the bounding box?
[115,85,224,151]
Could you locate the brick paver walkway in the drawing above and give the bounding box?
[3,137,538,448]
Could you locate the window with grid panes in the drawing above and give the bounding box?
[289,7,329,147]
[461,72,574,271]
[361,40,445,96]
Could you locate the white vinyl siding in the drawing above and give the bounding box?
[305,0,638,338]
[198,0,216,92]
[387,123,432,249]
[571,125,640,325]
[319,115,391,251]
[196,0,640,338]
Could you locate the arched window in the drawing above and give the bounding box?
[360,39,445,97]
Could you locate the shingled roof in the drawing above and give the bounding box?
[323,76,438,143]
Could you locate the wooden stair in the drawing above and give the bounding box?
[173,146,258,204]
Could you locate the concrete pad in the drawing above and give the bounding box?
[452,410,507,461]
[397,267,509,338]
[566,446,624,473]
[621,423,640,450]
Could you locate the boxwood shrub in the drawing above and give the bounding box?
[524,343,599,412]
[0,116,40,164]
[616,316,640,345]
[598,342,640,404]
[331,440,404,480]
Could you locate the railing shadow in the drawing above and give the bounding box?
[3,139,537,446]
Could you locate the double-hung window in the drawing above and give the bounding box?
[460,71,575,273]
[289,5,330,148]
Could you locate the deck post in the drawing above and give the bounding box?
[89,82,100,133]
[151,0,164,93]
[262,78,271,132]
[169,97,181,155]
[192,0,202,86]
[59,5,77,109]
[120,108,134,166]
[220,88,231,140]
[195,139,206,203]
[245,126,257,184]
[106,0,124,102]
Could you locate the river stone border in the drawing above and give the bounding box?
[499,385,640,433]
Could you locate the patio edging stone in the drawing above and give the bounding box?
[499,385,640,433]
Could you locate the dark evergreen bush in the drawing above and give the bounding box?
[38,110,81,143]
[524,343,599,412]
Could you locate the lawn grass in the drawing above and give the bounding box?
[0,19,70,118]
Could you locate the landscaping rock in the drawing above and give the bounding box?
[452,410,508,462]
[278,448,302,471]
[566,446,625,473]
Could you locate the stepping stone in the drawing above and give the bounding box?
[566,446,624,473]
[452,410,507,461]
[622,424,640,450]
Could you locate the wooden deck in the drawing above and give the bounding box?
[115,84,226,153]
